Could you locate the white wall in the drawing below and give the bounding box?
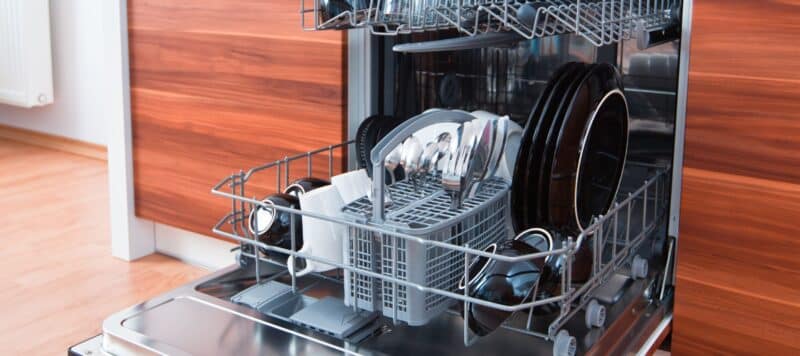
[0,0,112,145]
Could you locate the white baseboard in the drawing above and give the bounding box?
[154,223,236,271]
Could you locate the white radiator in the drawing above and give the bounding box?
[0,0,53,108]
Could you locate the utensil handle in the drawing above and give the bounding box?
[370,110,474,223]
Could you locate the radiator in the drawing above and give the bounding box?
[0,0,53,108]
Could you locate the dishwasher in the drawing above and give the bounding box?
[71,1,688,355]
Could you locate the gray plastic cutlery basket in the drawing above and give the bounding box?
[342,176,511,326]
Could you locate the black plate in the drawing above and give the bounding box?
[548,63,627,233]
[356,115,379,172]
[357,114,403,177]
[367,115,405,182]
[532,63,594,227]
[510,62,580,232]
[522,63,587,228]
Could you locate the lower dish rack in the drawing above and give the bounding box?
[211,140,670,354]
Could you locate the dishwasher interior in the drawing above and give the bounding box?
[93,1,685,355]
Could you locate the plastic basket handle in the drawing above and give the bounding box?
[370,109,475,223]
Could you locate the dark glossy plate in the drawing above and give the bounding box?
[357,115,403,180]
[356,115,379,172]
[548,63,627,233]
[510,62,579,232]
[523,62,587,228]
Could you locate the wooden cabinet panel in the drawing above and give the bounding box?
[675,0,800,353]
[684,74,800,184]
[128,0,341,44]
[677,167,800,304]
[674,277,800,354]
[129,0,346,236]
[690,0,800,79]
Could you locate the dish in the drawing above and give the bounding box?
[331,169,372,204]
[459,239,547,336]
[532,63,593,227]
[284,177,330,197]
[510,62,577,232]
[248,193,303,253]
[356,115,379,173]
[288,185,347,277]
[362,115,404,183]
[548,64,627,232]
[521,62,585,228]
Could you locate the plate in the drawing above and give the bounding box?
[532,63,593,227]
[548,63,628,233]
[521,62,586,229]
[510,62,578,232]
[356,115,379,172]
[365,115,403,180]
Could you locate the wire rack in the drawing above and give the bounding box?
[212,135,668,353]
[301,0,677,46]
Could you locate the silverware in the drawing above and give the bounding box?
[384,142,404,184]
[400,136,424,192]
[465,118,495,198]
[443,121,477,209]
[483,115,509,180]
[419,132,453,175]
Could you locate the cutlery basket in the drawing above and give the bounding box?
[342,176,511,325]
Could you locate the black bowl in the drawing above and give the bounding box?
[249,193,303,253]
[460,239,547,336]
[284,177,330,197]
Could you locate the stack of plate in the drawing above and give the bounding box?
[511,62,629,235]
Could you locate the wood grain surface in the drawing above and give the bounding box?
[674,0,800,353]
[128,0,347,235]
[0,139,206,355]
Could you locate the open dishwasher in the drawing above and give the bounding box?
[73,1,688,355]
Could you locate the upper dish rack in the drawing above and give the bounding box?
[301,0,678,46]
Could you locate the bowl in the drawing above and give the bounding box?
[248,193,303,253]
[459,239,547,336]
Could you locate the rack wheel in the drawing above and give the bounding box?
[632,255,648,280]
[585,299,606,328]
[553,330,577,356]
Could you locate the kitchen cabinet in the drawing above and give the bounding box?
[127,0,347,235]
[674,0,800,353]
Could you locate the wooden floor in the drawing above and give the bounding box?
[0,139,206,354]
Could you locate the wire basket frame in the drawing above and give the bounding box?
[301,0,677,46]
[211,137,669,346]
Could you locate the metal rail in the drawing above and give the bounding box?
[300,0,677,47]
[211,139,669,345]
